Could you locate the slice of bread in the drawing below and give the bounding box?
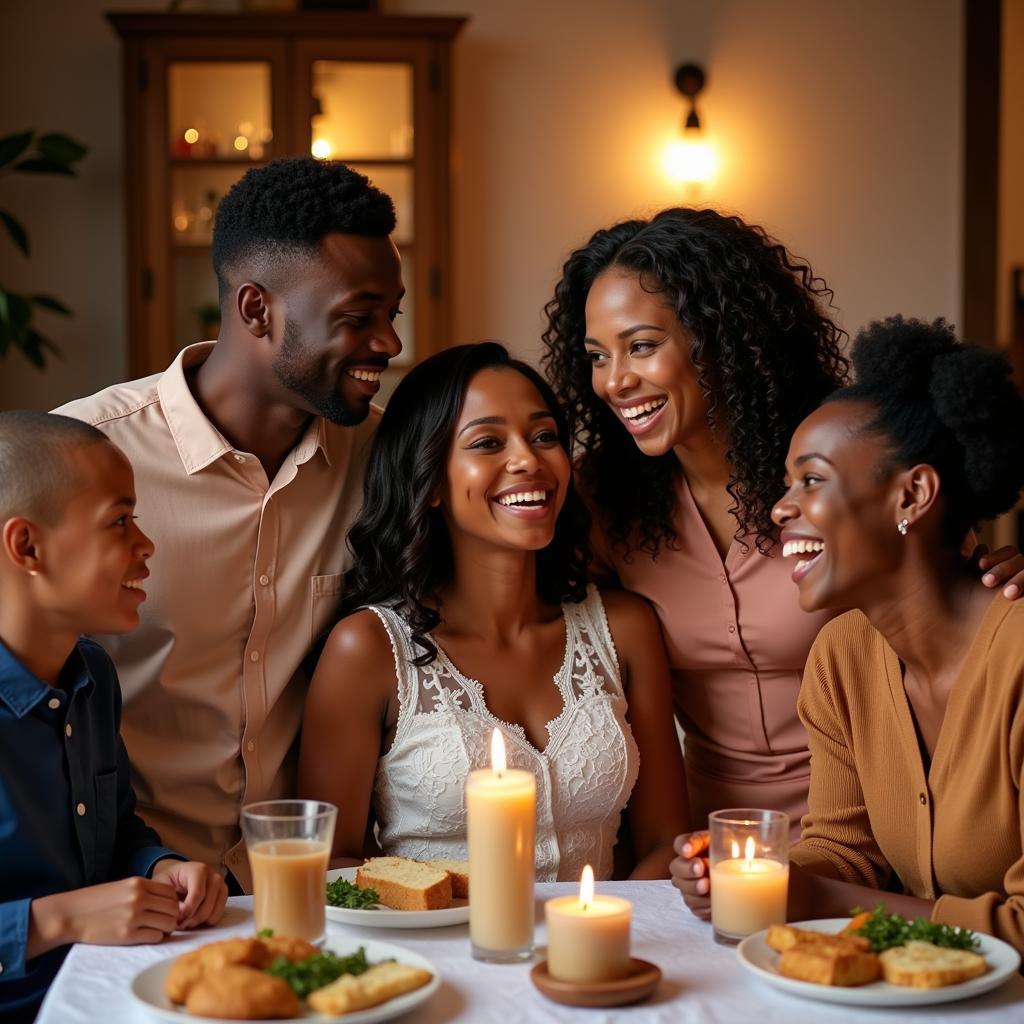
[356,857,452,911]
[307,961,433,1014]
[423,858,469,899]
[879,941,987,989]
[779,942,881,986]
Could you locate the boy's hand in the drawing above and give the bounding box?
[669,831,711,919]
[31,877,180,953]
[151,859,228,929]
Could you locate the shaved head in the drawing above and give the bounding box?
[0,411,111,526]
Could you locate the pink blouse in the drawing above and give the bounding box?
[598,475,835,835]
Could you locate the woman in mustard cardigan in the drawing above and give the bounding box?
[672,316,1024,952]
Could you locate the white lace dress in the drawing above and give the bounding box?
[368,586,640,881]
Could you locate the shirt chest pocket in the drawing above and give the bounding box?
[310,573,344,646]
[90,768,119,882]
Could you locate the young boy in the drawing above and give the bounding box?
[0,412,227,1022]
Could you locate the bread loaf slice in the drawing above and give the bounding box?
[424,858,470,899]
[308,961,432,1014]
[356,857,452,910]
[879,941,987,988]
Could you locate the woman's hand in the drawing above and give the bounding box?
[669,831,710,919]
[977,544,1024,600]
[150,859,228,929]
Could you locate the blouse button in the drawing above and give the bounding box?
[47,697,61,710]
[919,793,927,806]
[258,574,270,586]
[727,625,736,634]
[76,802,87,816]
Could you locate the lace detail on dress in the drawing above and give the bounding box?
[371,586,640,880]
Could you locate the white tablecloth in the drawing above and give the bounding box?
[36,881,1024,1024]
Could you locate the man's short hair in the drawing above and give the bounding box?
[211,158,397,299]
[0,411,110,527]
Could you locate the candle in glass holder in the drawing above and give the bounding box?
[466,729,536,962]
[709,809,789,945]
[545,865,632,983]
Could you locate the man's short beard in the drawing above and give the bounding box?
[272,318,367,426]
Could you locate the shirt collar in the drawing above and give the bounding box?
[0,639,93,718]
[159,342,333,473]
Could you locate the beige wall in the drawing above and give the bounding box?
[999,0,1024,347]
[392,0,964,361]
[1,0,962,408]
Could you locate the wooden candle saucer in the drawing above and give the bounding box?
[530,957,661,1007]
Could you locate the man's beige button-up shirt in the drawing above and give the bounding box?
[56,342,377,890]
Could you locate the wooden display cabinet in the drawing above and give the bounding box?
[108,11,465,377]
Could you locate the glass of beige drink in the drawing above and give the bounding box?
[241,800,336,944]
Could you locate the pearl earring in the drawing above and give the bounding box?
[897,519,909,536]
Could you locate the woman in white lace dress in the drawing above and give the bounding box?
[298,343,689,880]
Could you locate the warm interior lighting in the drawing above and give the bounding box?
[183,128,199,145]
[731,839,740,859]
[233,135,249,152]
[311,137,333,160]
[491,728,506,776]
[664,131,717,184]
[579,864,595,911]
[744,837,755,865]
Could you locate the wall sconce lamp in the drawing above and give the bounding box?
[665,62,716,185]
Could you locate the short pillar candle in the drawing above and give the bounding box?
[545,865,632,983]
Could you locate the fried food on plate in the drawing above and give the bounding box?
[779,940,881,987]
[184,965,300,1020]
[879,941,988,989]
[306,961,432,1015]
[261,936,319,964]
[165,937,268,1003]
[766,924,870,954]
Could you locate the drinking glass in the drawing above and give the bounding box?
[709,808,789,945]
[241,799,336,944]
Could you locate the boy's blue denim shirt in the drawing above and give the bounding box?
[0,636,181,1020]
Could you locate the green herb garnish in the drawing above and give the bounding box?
[265,947,371,998]
[255,928,274,938]
[325,876,380,910]
[849,904,980,953]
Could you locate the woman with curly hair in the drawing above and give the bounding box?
[673,318,1024,953]
[297,342,688,879]
[542,208,1024,833]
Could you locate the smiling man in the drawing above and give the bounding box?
[56,158,403,891]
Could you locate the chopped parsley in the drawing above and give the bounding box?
[326,876,380,910]
[849,904,980,953]
[266,947,371,998]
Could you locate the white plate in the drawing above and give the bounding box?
[737,918,1021,1007]
[130,936,441,1024]
[325,866,469,929]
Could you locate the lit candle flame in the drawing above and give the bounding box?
[579,864,594,911]
[731,840,740,859]
[744,837,755,865]
[491,728,506,776]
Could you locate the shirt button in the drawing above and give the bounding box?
[65,723,73,738]
[233,453,245,463]
[249,651,260,662]
[259,574,270,586]
[919,793,927,806]
[719,574,727,583]
[728,625,736,634]
[247,740,255,752]
[76,802,87,816]
[47,697,61,710]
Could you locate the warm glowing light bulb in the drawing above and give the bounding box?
[744,837,755,864]
[183,128,199,145]
[664,132,716,184]
[233,135,249,152]
[491,728,507,775]
[579,864,595,910]
[311,137,332,160]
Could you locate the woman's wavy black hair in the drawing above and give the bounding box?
[341,342,591,665]
[542,207,850,556]
[826,316,1024,545]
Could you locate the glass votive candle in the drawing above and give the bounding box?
[709,808,788,945]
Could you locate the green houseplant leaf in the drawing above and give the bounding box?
[0,210,29,256]
[0,129,88,368]
[0,132,33,170]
